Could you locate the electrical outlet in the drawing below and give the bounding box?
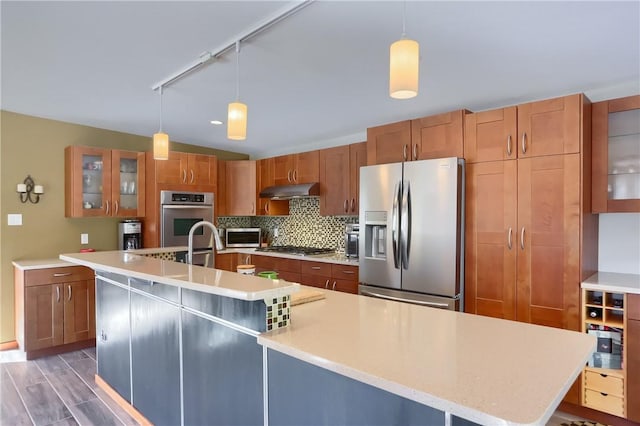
[273,227,279,238]
[7,214,22,226]
[81,233,89,244]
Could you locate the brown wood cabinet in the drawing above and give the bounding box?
[319,142,367,216]
[628,294,640,423]
[465,94,598,334]
[592,95,640,213]
[224,160,257,216]
[15,265,95,359]
[155,151,215,186]
[256,158,289,216]
[273,150,319,185]
[367,110,467,165]
[215,252,254,272]
[65,146,146,218]
[299,261,358,294]
[253,255,301,283]
[465,94,582,164]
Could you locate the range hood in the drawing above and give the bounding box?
[259,182,320,200]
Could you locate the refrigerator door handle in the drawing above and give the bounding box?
[360,290,450,308]
[400,181,411,269]
[391,182,401,269]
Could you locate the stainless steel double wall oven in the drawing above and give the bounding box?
[160,190,215,267]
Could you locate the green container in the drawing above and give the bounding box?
[258,271,278,279]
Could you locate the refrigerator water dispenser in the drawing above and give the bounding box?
[364,211,387,259]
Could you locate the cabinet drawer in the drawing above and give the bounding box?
[300,274,331,289]
[331,264,358,281]
[25,266,93,286]
[584,370,624,397]
[584,389,624,417]
[253,255,300,273]
[301,262,332,277]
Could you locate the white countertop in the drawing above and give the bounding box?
[258,288,595,426]
[581,271,640,294]
[60,251,299,301]
[12,258,78,270]
[219,248,359,266]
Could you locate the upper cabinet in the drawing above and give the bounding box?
[465,94,582,163]
[65,146,145,218]
[319,142,366,216]
[222,160,257,216]
[592,95,640,213]
[256,158,289,216]
[273,150,319,185]
[155,151,215,186]
[367,110,467,165]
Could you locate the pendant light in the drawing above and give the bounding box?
[153,86,169,160]
[389,1,419,99]
[228,41,247,140]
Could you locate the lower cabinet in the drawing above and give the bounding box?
[96,276,131,402]
[130,291,180,426]
[182,311,263,426]
[299,261,359,294]
[253,254,301,282]
[15,265,95,359]
[627,294,640,423]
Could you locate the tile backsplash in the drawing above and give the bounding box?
[218,198,357,250]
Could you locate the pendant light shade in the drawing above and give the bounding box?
[153,86,169,160]
[227,101,247,140]
[389,38,419,99]
[153,131,169,160]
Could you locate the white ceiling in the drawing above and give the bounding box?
[2,1,639,159]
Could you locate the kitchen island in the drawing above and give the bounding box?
[61,250,595,426]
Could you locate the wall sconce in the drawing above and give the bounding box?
[17,175,44,204]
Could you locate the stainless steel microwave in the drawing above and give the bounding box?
[225,228,262,248]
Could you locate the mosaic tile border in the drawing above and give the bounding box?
[265,295,291,331]
[142,252,177,261]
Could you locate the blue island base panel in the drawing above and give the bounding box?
[267,350,479,426]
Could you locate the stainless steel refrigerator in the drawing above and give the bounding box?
[358,157,465,311]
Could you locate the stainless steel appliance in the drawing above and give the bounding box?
[344,224,359,258]
[225,228,262,248]
[160,190,215,267]
[118,219,142,250]
[358,157,465,311]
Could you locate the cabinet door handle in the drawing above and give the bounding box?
[56,286,60,302]
[402,144,408,161]
[287,170,292,183]
[182,169,187,183]
[521,132,527,154]
[67,285,72,301]
[344,199,348,213]
[325,280,330,289]
[245,256,251,264]
[507,135,512,157]
[413,144,418,160]
[265,201,270,214]
[332,281,337,290]
[507,227,513,250]
[53,273,72,277]
[293,169,298,183]
[351,198,355,212]
[114,200,119,215]
[341,270,355,275]
[105,200,110,215]
[251,202,255,214]
[520,227,525,250]
[190,169,195,183]
[311,266,321,270]
[100,330,107,342]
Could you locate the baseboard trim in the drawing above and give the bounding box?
[0,341,18,351]
[95,374,152,426]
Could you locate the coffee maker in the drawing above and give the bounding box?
[118,219,142,250]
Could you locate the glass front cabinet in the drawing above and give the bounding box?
[592,95,640,213]
[65,146,145,218]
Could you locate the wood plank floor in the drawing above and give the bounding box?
[0,347,139,426]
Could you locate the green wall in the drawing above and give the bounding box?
[0,110,248,343]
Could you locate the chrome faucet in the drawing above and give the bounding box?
[187,221,224,265]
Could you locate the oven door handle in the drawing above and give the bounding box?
[162,205,213,209]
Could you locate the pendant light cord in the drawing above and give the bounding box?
[235,41,241,101]
[159,86,164,132]
[401,0,407,38]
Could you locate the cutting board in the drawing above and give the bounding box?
[291,288,326,306]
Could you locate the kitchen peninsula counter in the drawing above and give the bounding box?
[60,250,594,426]
[219,247,359,266]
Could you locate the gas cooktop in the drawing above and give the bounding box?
[255,245,335,256]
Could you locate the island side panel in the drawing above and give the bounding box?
[267,349,463,426]
[182,310,263,426]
